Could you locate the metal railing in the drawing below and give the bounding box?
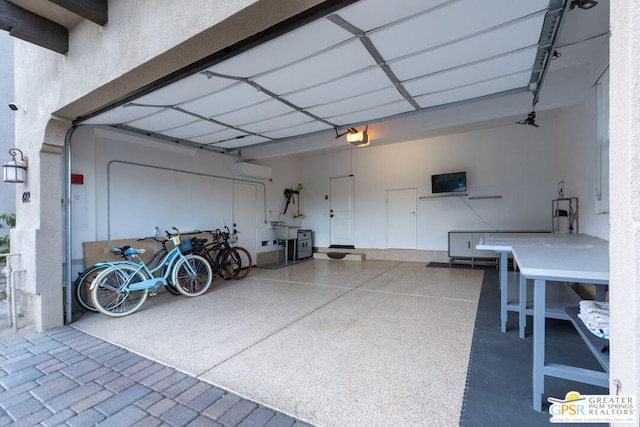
[2,253,24,331]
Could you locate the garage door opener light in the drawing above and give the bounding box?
[346,128,370,147]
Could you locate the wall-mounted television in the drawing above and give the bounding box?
[431,171,467,194]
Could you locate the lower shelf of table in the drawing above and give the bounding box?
[565,306,610,372]
[504,271,582,319]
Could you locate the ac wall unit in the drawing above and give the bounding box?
[233,162,272,179]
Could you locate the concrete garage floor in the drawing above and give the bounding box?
[72,259,484,427]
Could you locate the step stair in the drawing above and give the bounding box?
[314,250,365,261]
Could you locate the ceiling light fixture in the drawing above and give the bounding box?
[570,0,598,10]
[346,128,370,147]
[516,111,539,128]
[336,126,370,148]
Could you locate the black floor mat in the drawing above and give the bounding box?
[458,266,608,427]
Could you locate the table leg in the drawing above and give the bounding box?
[284,237,289,264]
[499,251,508,333]
[533,278,546,412]
[519,274,527,339]
[596,284,608,301]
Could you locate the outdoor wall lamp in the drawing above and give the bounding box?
[3,148,28,183]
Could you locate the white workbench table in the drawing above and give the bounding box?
[512,236,609,411]
[477,233,587,338]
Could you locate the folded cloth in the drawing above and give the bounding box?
[578,313,609,339]
[579,300,610,316]
[578,300,610,339]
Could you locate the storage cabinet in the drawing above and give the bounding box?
[296,229,313,260]
[448,231,498,266]
[286,229,313,261]
[448,230,550,267]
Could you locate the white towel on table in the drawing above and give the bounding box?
[579,300,609,317]
[578,300,609,339]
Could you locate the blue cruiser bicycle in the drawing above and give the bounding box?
[90,229,213,317]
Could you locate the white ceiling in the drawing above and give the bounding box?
[79,0,608,157]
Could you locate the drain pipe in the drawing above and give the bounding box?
[64,125,77,325]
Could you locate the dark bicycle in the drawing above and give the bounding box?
[192,227,252,280]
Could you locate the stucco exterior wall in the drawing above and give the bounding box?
[610,1,640,423]
[0,32,15,222]
[11,0,327,330]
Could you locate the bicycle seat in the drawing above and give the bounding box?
[124,248,146,256]
[108,245,130,254]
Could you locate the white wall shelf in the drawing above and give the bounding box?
[468,195,502,200]
[419,193,502,200]
[419,193,468,199]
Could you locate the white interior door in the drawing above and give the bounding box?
[330,176,354,247]
[232,182,257,264]
[387,188,417,249]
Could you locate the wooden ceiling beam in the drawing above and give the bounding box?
[0,0,68,54]
[49,0,108,26]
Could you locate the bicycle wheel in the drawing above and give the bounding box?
[213,249,231,280]
[172,254,212,297]
[160,264,182,295]
[74,264,107,312]
[223,247,252,280]
[91,265,149,317]
[147,247,181,296]
[165,282,182,295]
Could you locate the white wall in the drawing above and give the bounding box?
[299,118,562,250]
[610,0,640,414]
[0,32,15,223]
[71,125,323,270]
[556,101,609,239]
[70,126,272,271]
[74,103,610,267]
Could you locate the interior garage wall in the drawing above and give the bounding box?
[298,116,562,250]
[69,126,273,274]
[71,101,609,270]
[292,103,609,251]
[556,93,609,240]
[107,162,232,239]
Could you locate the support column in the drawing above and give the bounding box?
[11,120,68,331]
[609,1,640,423]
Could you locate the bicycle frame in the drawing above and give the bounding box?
[90,237,197,292]
[126,244,195,291]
